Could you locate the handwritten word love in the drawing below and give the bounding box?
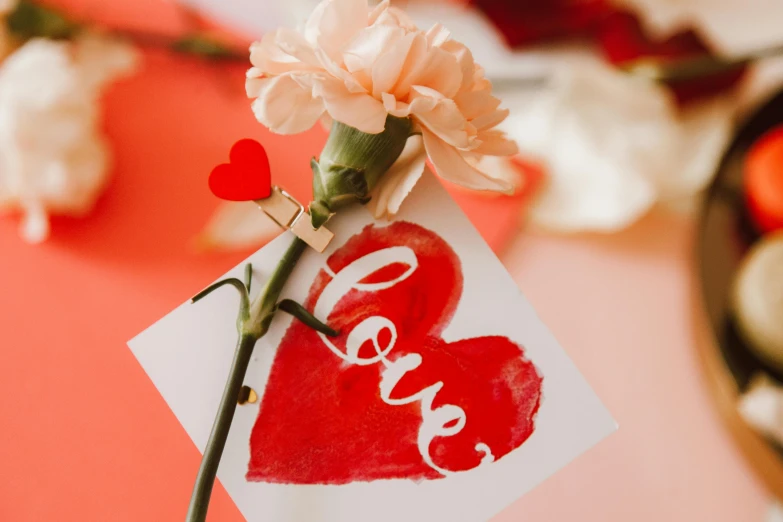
[313,247,495,476]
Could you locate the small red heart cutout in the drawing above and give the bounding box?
[209,139,272,201]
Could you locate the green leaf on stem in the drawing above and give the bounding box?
[243,263,253,293]
[191,277,250,323]
[277,299,339,337]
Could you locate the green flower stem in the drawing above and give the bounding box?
[186,116,413,522]
[243,237,308,339]
[5,0,246,61]
[185,333,255,522]
[186,236,307,522]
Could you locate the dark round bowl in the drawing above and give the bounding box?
[696,89,783,498]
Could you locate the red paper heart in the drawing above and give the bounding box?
[248,222,543,484]
[209,139,272,201]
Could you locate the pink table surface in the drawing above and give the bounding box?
[0,1,772,520]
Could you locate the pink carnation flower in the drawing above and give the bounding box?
[246,0,518,217]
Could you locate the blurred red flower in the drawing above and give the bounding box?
[596,10,745,104]
[469,0,612,46]
[471,0,745,104]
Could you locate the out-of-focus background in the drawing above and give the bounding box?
[1,0,783,521]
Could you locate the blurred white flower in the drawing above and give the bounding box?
[500,57,734,232]
[197,201,282,251]
[738,374,783,447]
[0,34,137,243]
[770,503,783,522]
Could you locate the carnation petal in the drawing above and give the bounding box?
[440,39,476,93]
[307,0,369,62]
[426,24,451,47]
[422,128,515,194]
[250,74,324,134]
[250,31,313,76]
[304,0,328,45]
[465,154,524,188]
[471,108,509,131]
[373,5,418,31]
[410,88,471,148]
[381,92,403,113]
[314,78,387,134]
[383,89,438,117]
[368,0,391,25]
[275,28,321,68]
[391,33,429,98]
[319,112,334,130]
[410,47,462,99]
[315,47,368,94]
[454,88,502,121]
[472,130,519,156]
[372,32,416,98]
[343,24,403,73]
[368,135,427,218]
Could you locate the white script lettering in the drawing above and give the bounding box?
[313,247,495,476]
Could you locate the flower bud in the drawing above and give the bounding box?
[310,115,413,228]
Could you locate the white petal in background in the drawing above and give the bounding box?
[197,201,283,252]
[738,374,783,447]
[498,57,735,233]
[400,3,737,233]
[739,378,783,522]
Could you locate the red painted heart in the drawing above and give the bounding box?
[208,139,272,201]
[248,222,542,484]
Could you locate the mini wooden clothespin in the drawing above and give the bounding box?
[208,139,334,253]
[256,187,334,253]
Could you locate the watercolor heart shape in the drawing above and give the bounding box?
[208,139,272,201]
[248,222,543,485]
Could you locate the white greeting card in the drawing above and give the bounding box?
[129,172,616,522]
